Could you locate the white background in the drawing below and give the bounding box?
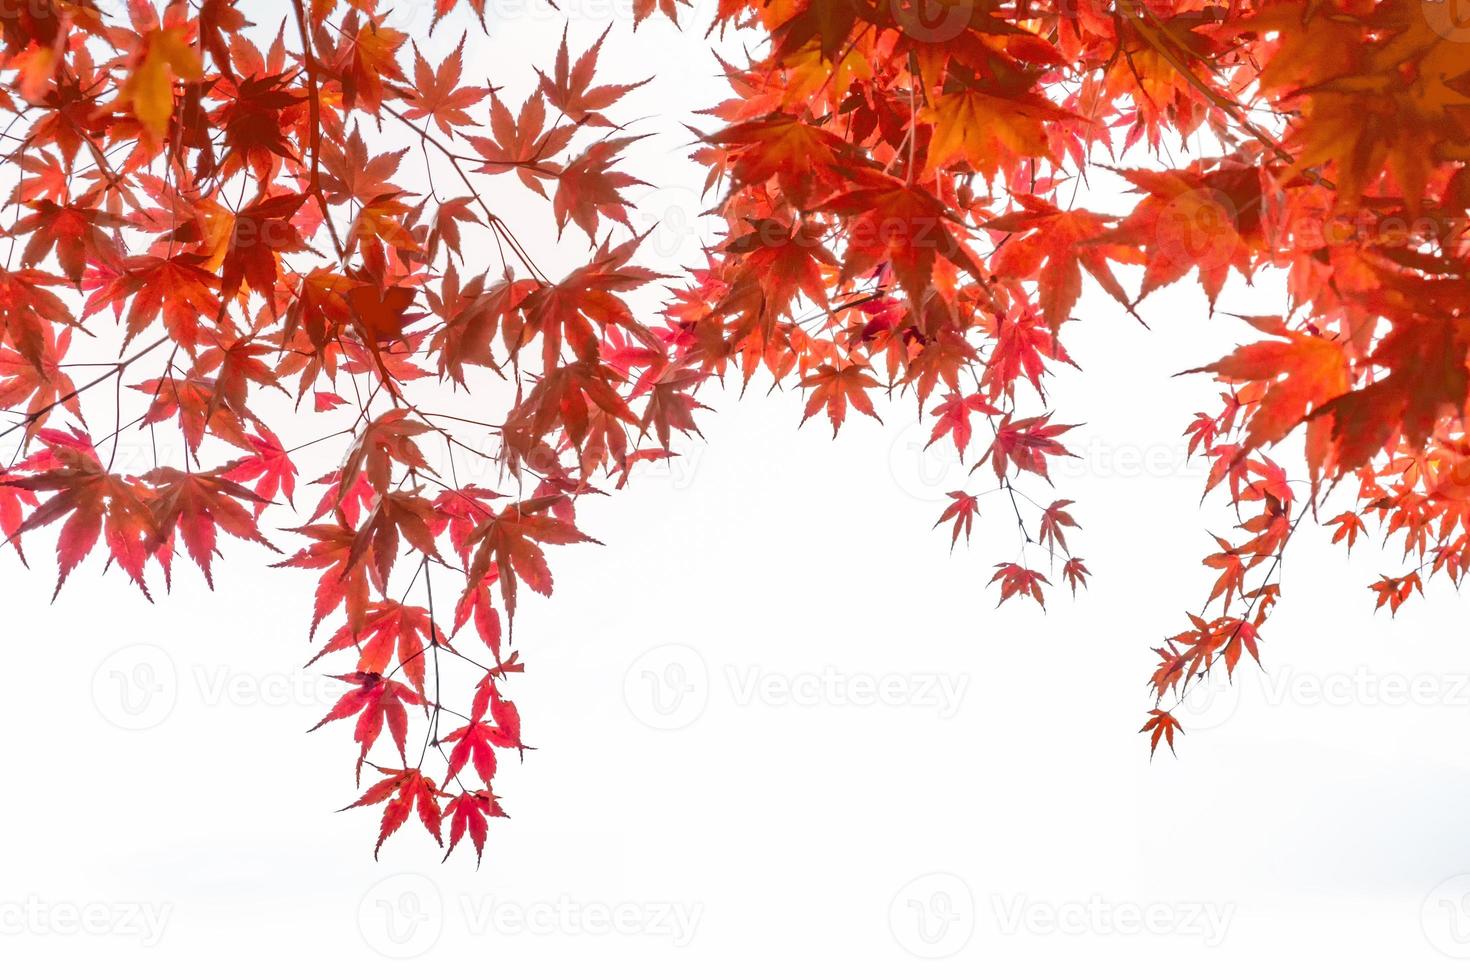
[3,1,1470,975]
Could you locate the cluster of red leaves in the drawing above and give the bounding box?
[2,0,1469,861]
[678,0,1470,756]
[0,0,686,863]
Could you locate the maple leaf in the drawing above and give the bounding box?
[513,245,656,372]
[471,95,575,195]
[501,359,642,476]
[1037,500,1078,557]
[800,361,882,435]
[536,27,646,128]
[403,37,491,136]
[84,254,221,351]
[990,562,1049,608]
[5,428,155,597]
[1370,573,1422,616]
[1104,164,1262,309]
[0,268,77,372]
[639,366,708,451]
[120,25,203,139]
[330,13,407,116]
[552,137,646,240]
[471,676,525,759]
[981,310,1076,402]
[442,790,507,867]
[274,523,373,638]
[767,0,866,60]
[0,321,78,439]
[1062,557,1090,595]
[987,196,1134,330]
[340,409,435,494]
[320,129,407,207]
[934,491,979,548]
[464,498,596,618]
[632,0,690,26]
[196,0,250,76]
[724,218,837,316]
[344,766,444,859]
[0,462,36,561]
[1187,321,1349,459]
[311,672,423,780]
[927,392,998,458]
[349,490,444,586]
[346,196,420,257]
[222,430,297,516]
[1140,709,1183,759]
[1328,512,1367,552]
[143,467,278,588]
[214,71,306,177]
[923,84,1068,181]
[423,197,483,262]
[710,113,849,208]
[453,571,502,655]
[822,171,984,312]
[315,600,448,695]
[11,199,125,282]
[1312,316,1470,472]
[426,269,525,385]
[441,720,500,786]
[980,414,1078,482]
[219,194,310,303]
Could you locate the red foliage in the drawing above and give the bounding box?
[3,0,1468,860]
